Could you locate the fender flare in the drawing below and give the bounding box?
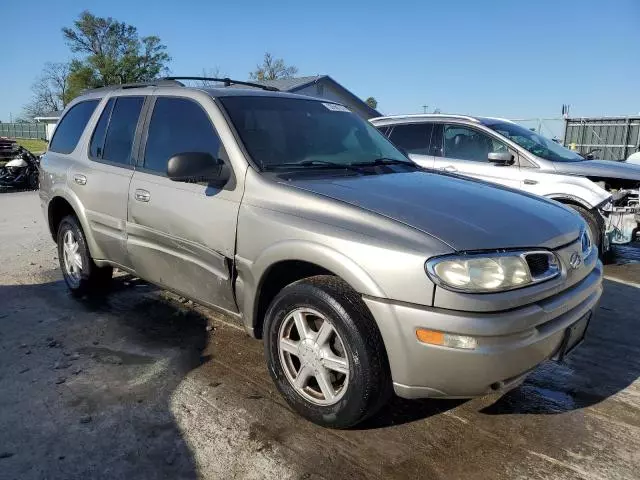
[238,240,385,334]
[545,193,597,210]
[47,186,105,259]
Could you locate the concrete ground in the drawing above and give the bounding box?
[1,190,639,480]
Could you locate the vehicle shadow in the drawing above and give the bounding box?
[358,396,466,429]
[481,279,640,415]
[0,273,207,479]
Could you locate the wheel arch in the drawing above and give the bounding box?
[237,241,386,339]
[46,190,103,259]
[546,193,595,210]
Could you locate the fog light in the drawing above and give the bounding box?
[416,328,477,350]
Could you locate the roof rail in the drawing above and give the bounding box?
[369,113,481,123]
[83,79,183,93]
[162,76,280,92]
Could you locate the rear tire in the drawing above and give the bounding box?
[57,215,113,296]
[264,275,391,428]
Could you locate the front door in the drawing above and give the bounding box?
[433,123,521,189]
[387,122,438,168]
[126,96,240,314]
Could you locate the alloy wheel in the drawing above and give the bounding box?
[278,307,350,406]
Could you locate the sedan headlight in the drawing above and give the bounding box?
[426,251,560,293]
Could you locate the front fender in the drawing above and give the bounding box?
[543,177,611,210]
[235,240,385,336]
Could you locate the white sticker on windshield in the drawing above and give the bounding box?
[322,102,350,112]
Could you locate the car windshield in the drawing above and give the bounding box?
[219,96,410,171]
[485,121,584,162]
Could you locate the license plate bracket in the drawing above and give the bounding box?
[553,312,591,362]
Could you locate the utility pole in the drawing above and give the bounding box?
[422,105,428,114]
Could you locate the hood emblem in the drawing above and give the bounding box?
[569,252,582,270]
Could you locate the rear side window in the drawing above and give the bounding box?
[89,99,115,158]
[143,97,222,174]
[388,123,434,155]
[49,100,99,154]
[102,97,144,165]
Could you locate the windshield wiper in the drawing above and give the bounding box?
[349,157,417,168]
[265,160,362,172]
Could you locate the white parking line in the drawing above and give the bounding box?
[604,275,640,288]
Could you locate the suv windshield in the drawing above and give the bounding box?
[485,121,583,162]
[219,96,410,171]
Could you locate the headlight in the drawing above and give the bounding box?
[426,251,560,293]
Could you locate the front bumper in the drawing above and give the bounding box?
[364,261,603,399]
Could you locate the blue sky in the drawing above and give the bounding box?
[1,0,639,125]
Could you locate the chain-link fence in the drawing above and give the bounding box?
[0,123,47,139]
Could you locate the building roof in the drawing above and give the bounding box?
[34,111,62,121]
[249,75,324,92]
[244,75,381,118]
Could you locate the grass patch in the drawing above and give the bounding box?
[15,138,47,153]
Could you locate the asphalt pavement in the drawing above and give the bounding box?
[1,191,639,480]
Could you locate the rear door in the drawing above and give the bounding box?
[126,95,240,314]
[69,95,146,267]
[386,122,437,168]
[433,123,521,189]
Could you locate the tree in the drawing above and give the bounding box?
[61,10,170,95]
[365,97,378,109]
[249,52,298,81]
[198,67,227,87]
[23,62,71,119]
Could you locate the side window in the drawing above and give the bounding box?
[101,97,144,165]
[443,125,508,162]
[89,99,115,159]
[388,123,434,155]
[143,97,222,174]
[49,100,99,154]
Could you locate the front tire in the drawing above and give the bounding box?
[567,204,604,253]
[57,215,113,296]
[28,170,39,190]
[264,275,391,428]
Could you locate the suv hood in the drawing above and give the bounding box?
[287,171,582,251]
[553,159,640,182]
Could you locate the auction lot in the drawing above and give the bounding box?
[1,190,639,480]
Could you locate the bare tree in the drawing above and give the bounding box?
[198,67,227,87]
[23,62,71,119]
[249,52,298,81]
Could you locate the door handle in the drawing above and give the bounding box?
[134,189,151,202]
[73,174,87,185]
[524,179,538,185]
[442,165,458,172]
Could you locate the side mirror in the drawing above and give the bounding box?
[488,151,514,165]
[167,152,225,183]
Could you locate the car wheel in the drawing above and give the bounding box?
[567,204,603,253]
[57,215,113,296]
[28,171,39,190]
[264,275,391,428]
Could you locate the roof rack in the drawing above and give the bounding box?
[162,76,280,92]
[84,79,183,93]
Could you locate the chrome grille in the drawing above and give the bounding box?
[522,251,559,281]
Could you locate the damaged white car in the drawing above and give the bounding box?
[371,114,640,252]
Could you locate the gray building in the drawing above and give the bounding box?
[250,75,381,119]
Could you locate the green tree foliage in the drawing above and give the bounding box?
[249,52,298,81]
[365,97,378,109]
[62,11,171,98]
